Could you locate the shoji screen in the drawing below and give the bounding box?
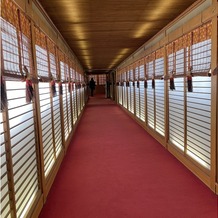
[67,64,73,132]
[146,53,155,129]
[129,67,134,114]
[71,67,77,124]
[6,81,40,218]
[118,74,123,105]
[81,75,85,108]
[35,28,55,176]
[80,74,85,110]
[52,84,62,156]
[186,77,211,169]
[1,3,40,216]
[0,112,13,217]
[155,48,165,136]
[127,69,131,110]
[76,71,81,116]
[79,74,83,112]
[68,65,75,124]
[38,81,55,177]
[139,62,145,122]
[167,40,185,151]
[1,6,32,77]
[122,70,127,108]
[186,23,212,169]
[80,73,85,110]
[167,22,212,170]
[135,65,140,118]
[48,43,62,157]
[98,74,106,85]
[59,53,72,141]
[77,73,81,114]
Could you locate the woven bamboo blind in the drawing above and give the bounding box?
[145,52,155,79]
[47,38,58,80]
[34,27,49,78]
[155,47,164,77]
[1,0,33,78]
[135,62,139,80]
[1,0,19,29]
[34,27,46,49]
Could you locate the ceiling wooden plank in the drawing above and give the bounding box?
[38,0,197,73]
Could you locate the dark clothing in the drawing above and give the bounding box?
[89,78,96,96]
[106,80,111,98]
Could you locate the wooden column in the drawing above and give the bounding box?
[210,0,218,193]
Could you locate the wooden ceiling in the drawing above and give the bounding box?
[38,0,197,74]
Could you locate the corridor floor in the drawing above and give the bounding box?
[39,95,218,218]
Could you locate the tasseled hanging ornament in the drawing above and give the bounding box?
[170,77,175,90]
[187,67,193,92]
[51,79,57,97]
[68,82,71,92]
[1,75,7,111]
[23,66,34,103]
[170,71,175,90]
[137,81,139,88]
[59,82,63,95]
[187,75,193,92]
[26,78,34,103]
[144,80,147,89]
[152,76,155,89]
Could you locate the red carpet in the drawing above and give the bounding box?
[39,95,218,218]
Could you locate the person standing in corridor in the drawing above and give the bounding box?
[89,77,96,96]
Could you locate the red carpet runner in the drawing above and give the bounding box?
[40,95,217,218]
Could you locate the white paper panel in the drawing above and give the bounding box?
[155,80,165,136]
[130,82,134,114]
[0,113,12,218]
[139,81,145,122]
[123,83,127,109]
[147,80,154,129]
[6,81,39,218]
[127,86,131,110]
[77,89,81,116]
[169,78,184,150]
[135,85,140,118]
[186,77,211,169]
[39,83,54,176]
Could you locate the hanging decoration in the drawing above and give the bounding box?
[169,41,176,91]
[1,75,7,111]
[152,75,155,89]
[126,81,129,87]
[68,81,71,92]
[24,66,34,103]
[50,77,57,97]
[144,79,147,89]
[137,81,139,88]
[187,67,193,92]
[170,71,175,90]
